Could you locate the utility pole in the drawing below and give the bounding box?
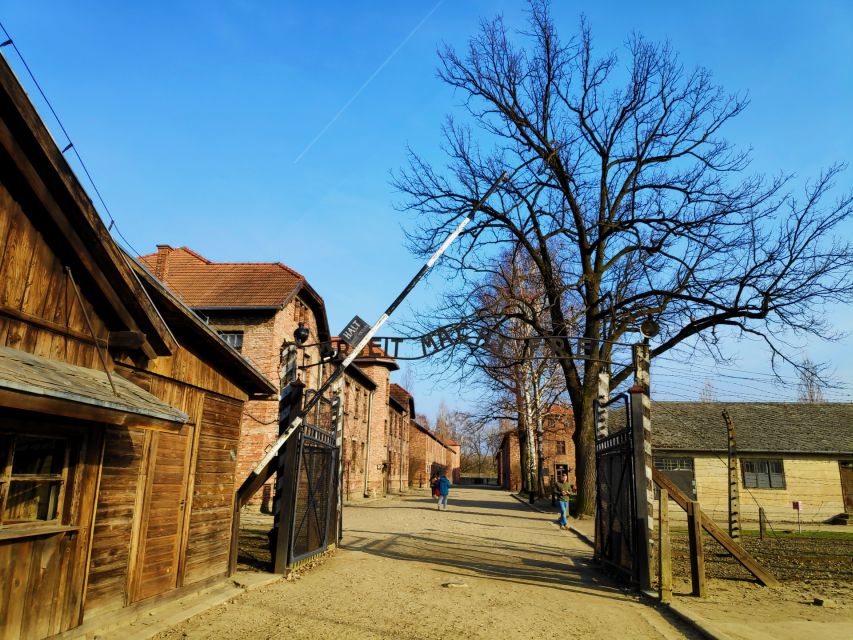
[722,410,741,541]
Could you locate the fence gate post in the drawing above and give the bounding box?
[658,488,672,604]
[593,372,610,561]
[331,379,345,545]
[687,499,707,597]
[630,343,654,590]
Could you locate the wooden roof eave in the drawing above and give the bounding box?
[0,55,176,357]
[0,344,188,430]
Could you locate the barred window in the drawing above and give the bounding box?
[743,459,785,489]
[556,441,567,455]
[654,457,694,471]
[219,331,243,352]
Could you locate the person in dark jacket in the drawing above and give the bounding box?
[554,470,573,529]
[437,472,452,510]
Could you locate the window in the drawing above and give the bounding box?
[654,457,694,472]
[0,434,69,525]
[556,441,567,455]
[653,456,696,500]
[743,459,785,489]
[219,331,243,352]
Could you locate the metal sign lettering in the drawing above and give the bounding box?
[339,315,370,348]
[312,328,621,362]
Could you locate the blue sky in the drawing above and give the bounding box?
[3,1,852,417]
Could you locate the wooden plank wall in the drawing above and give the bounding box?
[0,184,106,370]
[84,427,145,615]
[0,415,103,640]
[130,427,193,602]
[183,395,242,584]
[84,372,245,615]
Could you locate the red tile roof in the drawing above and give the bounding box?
[389,383,411,406]
[139,246,305,308]
[330,336,399,370]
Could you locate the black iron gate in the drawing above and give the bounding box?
[289,424,337,564]
[594,395,638,584]
[271,388,340,572]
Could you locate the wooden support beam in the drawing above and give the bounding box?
[107,330,146,350]
[653,468,780,587]
[658,488,672,604]
[687,500,707,597]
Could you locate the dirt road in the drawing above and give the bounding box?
[156,487,696,639]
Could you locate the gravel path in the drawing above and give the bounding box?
[156,487,697,639]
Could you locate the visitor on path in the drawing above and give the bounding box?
[437,472,451,510]
[554,470,572,529]
[429,474,439,500]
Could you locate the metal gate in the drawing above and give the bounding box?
[289,424,338,564]
[271,388,340,572]
[594,395,638,584]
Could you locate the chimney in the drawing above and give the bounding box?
[153,244,173,280]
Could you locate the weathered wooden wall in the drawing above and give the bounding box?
[0,415,103,640]
[1,180,254,633]
[84,369,246,619]
[0,183,106,371]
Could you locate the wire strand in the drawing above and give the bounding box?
[0,21,141,257]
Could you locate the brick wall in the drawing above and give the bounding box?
[355,361,393,498]
[446,443,461,483]
[408,423,429,488]
[206,294,326,508]
[541,412,576,489]
[340,372,372,500]
[497,431,522,491]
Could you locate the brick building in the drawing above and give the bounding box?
[496,430,522,491]
[496,406,576,492]
[340,364,377,501]
[409,420,456,488]
[388,384,413,493]
[444,439,462,483]
[334,339,400,497]
[140,246,332,505]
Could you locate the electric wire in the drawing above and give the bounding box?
[0,21,141,257]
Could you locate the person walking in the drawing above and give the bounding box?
[437,471,451,510]
[554,470,572,529]
[429,473,439,500]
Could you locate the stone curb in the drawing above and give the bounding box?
[510,492,549,513]
[561,526,730,640]
[638,590,734,640]
[567,525,595,547]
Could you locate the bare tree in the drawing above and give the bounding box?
[699,379,718,402]
[457,413,499,475]
[798,357,826,402]
[395,1,853,514]
[434,400,457,441]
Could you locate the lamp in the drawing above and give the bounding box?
[294,322,310,346]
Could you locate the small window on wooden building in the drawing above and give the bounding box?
[742,459,785,489]
[219,331,243,352]
[556,441,567,455]
[0,434,69,525]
